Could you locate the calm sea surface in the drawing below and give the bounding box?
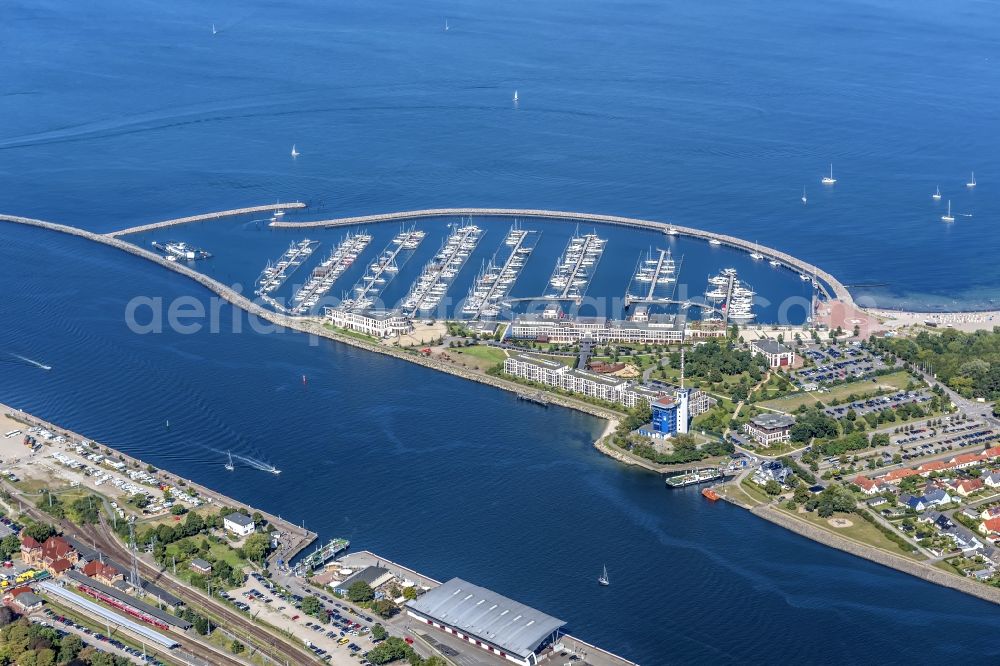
[3,0,1000,663]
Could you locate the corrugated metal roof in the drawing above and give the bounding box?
[406,578,565,659]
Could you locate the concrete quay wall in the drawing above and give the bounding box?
[270,207,850,304]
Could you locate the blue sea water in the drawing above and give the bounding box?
[3,0,1000,664]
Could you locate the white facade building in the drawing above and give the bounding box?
[509,315,686,344]
[503,353,665,408]
[223,512,256,537]
[324,307,413,338]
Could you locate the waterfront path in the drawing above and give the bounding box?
[270,207,851,304]
[106,202,307,237]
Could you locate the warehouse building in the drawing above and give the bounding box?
[406,578,566,666]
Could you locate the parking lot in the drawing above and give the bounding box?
[36,609,165,665]
[824,390,932,419]
[224,573,380,665]
[796,346,888,389]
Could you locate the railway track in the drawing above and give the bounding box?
[1,484,247,666]
[82,520,323,666]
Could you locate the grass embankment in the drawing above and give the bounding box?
[759,371,918,412]
[778,507,924,561]
[449,346,507,371]
[321,323,379,343]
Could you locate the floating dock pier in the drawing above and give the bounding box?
[401,222,482,316]
[545,229,605,300]
[462,224,538,319]
[256,239,321,299]
[289,232,371,315]
[341,227,424,310]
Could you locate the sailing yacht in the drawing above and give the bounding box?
[822,164,836,185]
[291,144,300,158]
[445,19,450,31]
[941,200,955,223]
[967,171,976,188]
[932,185,941,201]
[598,564,609,586]
[750,242,763,260]
[801,187,808,204]
[212,24,217,36]
[513,90,519,103]
[225,451,235,472]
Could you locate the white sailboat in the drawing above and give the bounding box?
[513,89,519,103]
[212,24,217,35]
[291,144,300,158]
[598,564,609,586]
[801,187,808,204]
[750,242,763,260]
[822,164,836,185]
[967,171,976,188]
[932,185,941,201]
[444,19,449,31]
[225,451,235,472]
[941,200,955,223]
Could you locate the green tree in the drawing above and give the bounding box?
[370,599,397,618]
[58,634,83,663]
[347,581,374,603]
[301,596,322,616]
[764,480,782,496]
[242,532,271,564]
[365,637,413,665]
[21,522,55,543]
[402,586,418,601]
[371,624,388,641]
[230,640,245,654]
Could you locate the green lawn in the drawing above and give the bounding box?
[783,508,925,560]
[451,345,507,364]
[321,323,378,343]
[759,371,920,412]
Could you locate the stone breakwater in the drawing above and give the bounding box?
[270,207,850,304]
[0,213,619,429]
[106,202,307,237]
[745,502,1000,606]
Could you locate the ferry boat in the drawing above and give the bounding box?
[665,468,723,488]
[152,241,211,261]
[294,538,351,573]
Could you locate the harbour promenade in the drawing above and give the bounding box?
[269,207,851,304]
[106,202,306,237]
